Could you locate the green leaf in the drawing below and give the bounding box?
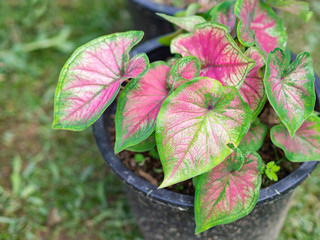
[157,13,206,32]
[134,154,145,164]
[126,132,156,152]
[267,161,275,169]
[265,169,273,180]
[271,171,278,181]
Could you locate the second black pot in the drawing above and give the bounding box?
[126,0,181,41]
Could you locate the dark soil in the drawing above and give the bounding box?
[109,103,301,196]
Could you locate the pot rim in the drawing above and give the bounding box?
[93,37,319,209]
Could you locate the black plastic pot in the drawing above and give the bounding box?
[93,38,320,240]
[126,0,182,41]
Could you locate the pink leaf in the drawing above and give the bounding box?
[264,48,315,136]
[53,31,149,130]
[167,56,200,91]
[115,61,170,153]
[235,0,287,55]
[171,22,254,88]
[195,151,262,233]
[157,78,251,188]
[239,118,268,152]
[239,47,266,120]
[209,0,237,37]
[271,114,320,162]
[266,0,313,22]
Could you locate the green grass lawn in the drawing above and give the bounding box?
[0,0,319,239]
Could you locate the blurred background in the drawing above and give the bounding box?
[0,0,319,239]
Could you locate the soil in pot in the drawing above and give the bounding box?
[153,0,222,10]
[109,103,301,196]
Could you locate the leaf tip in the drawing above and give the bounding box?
[158,177,173,189]
[114,141,124,154]
[195,222,210,235]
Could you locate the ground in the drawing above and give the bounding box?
[0,0,319,239]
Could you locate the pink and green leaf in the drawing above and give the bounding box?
[235,0,287,55]
[227,143,245,172]
[157,13,206,32]
[168,56,200,91]
[264,48,315,137]
[239,118,268,152]
[266,0,313,22]
[208,0,237,37]
[195,151,262,233]
[156,78,251,188]
[271,114,320,162]
[126,132,156,152]
[115,61,170,153]
[239,47,267,120]
[171,22,255,88]
[53,31,149,131]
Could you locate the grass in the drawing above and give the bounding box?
[0,0,319,239]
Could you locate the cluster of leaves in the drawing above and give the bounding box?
[262,161,281,181]
[53,0,319,235]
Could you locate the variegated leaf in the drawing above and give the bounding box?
[168,56,200,91]
[239,118,268,152]
[266,0,313,22]
[195,151,262,233]
[264,48,315,137]
[271,114,320,162]
[171,22,254,88]
[115,61,170,153]
[239,47,266,120]
[209,0,237,37]
[53,31,149,130]
[235,0,287,55]
[157,13,206,32]
[157,78,251,188]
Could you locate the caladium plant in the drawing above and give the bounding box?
[53,0,319,235]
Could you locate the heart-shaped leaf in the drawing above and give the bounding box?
[115,61,170,153]
[53,31,149,130]
[264,48,315,137]
[126,132,156,152]
[157,78,251,188]
[195,151,262,233]
[239,47,266,120]
[239,118,268,152]
[271,114,320,162]
[157,13,206,32]
[235,0,287,55]
[266,0,313,22]
[171,22,255,88]
[168,56,200,91]
[208,0,237,37]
